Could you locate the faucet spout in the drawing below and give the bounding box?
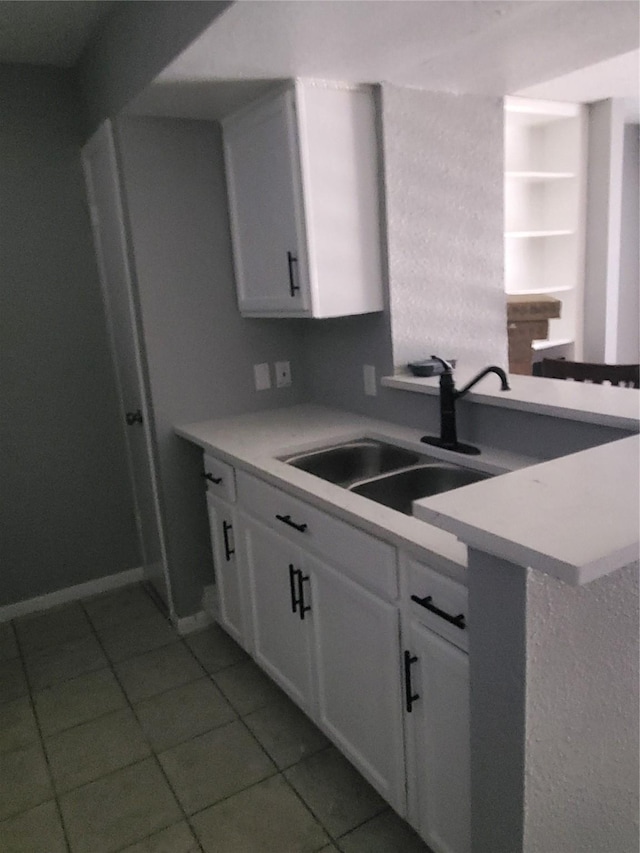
[455,365,510,399]
[420,361,510,456]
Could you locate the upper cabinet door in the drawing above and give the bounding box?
[222,81,384,319]
[223,89,310,315]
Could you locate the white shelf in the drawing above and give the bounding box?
[532,337,574,351]
[505,171,575,181]
[506,285,574,296]
[506,230,574,238]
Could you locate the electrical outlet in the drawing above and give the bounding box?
[363,364,377,396]
[254,363,271,391]
[275,361,292,388]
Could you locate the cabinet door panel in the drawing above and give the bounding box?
[309,555,406,815]
[223,92,309,314]
[206,494,246,648]
[406,622,470,853]
[242,515,314,712]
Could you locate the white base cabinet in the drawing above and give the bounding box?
[404,621,471,853]
[237,471,407,815]
[401,554,471,853]
[202,456,471,851]
[242,513,316,714]
[309,555,406,814]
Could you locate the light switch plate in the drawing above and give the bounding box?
[254,363,271,391]
[275,361,292,388]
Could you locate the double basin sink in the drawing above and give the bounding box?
[281,439,492,515]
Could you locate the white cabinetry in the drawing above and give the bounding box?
[223,81,384,318]
[236,470,406,814]
[309,555,405,812]
[201,454,472,846]
[203,454,251,650]
[401,555,470,853]
[241,514,315,714]
[504,97,586,357]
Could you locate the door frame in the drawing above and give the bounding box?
[82,120,174,618]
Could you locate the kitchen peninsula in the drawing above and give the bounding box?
[177,373,639,853]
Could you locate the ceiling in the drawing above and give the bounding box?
[125,0,640,121]
[0,0,637,121]
[0,0,115,67]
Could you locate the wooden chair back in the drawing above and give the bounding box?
[536,358,640,388]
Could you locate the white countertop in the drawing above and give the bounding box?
[177,401,639,588]
[382,369,640,430]
[414,434,640,585]
[176,405,538,584]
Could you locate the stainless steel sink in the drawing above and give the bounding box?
[282,440,423,487]
[349,464,493,515]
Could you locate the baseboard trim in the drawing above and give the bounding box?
[0,566,145,623]
[174,609,213,636]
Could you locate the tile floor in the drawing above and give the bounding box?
[0,583,432,853]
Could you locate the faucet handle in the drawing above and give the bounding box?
[430,355,454,373]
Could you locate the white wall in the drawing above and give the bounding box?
[380,86,508,370]
[617,124,639,362]
[469,551,639,853]
[524,563,639,853]
[583,98,626,363]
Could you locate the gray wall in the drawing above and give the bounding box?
[78,1,231,137]
[115,116,308,617]
[618,124,639,363]
[0,65,140,608]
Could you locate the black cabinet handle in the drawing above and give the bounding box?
[222,520,234,561]
[411,595,466,630]
[275,514,308,533]
[287,251,300,297]
[125,409,143,425]
[203,472,223,484]
[296,571,311,621]
[289,564,298,614]
[404,650,419,713]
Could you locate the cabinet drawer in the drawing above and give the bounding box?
[403,557,468,652]
[203,454,236,503]
[237,470,397,599]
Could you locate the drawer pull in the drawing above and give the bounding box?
[404,650,419,713]
[287,251,300,297]
[296,571,311,620]
[288,564,299,614]
[222,520,234,561]
[275,513,308,533]
[411,595,466,630]
[203,472,223,485]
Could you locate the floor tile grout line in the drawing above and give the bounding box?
[10,615,73,853]
[80,593,222,852]
[78,596,203,852]
[7,592,403,852]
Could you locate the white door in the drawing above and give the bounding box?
[242,515,314,712]
[206,494,247,648]
[405,621,470,853]
[82,122,171,613]
[309,555,406,815]
[223,89,310,315]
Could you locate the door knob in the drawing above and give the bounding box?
[125,409,143,425]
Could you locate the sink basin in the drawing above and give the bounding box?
[349,464,493,515]
[282,440,423,487]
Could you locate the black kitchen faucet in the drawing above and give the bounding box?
[421,356,510,455]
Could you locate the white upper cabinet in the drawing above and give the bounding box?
[222,80,384,318]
